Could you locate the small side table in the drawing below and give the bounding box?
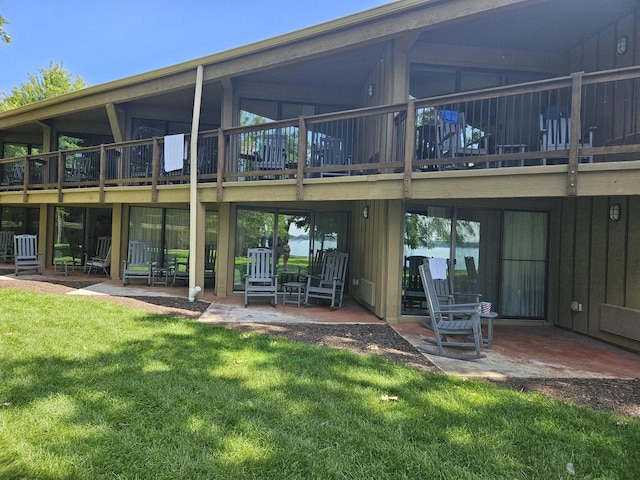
[495,144,527,167]
[152,267,169,286]
[283,281,305,307]
[53,259,75,276]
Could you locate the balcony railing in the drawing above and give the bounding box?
[1,66,639,199]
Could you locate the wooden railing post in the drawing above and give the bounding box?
[22,157,29,203]
[57,152,64,202]
[403,100,416,198]
[151,137,159,202]
[297,116,307,200]
[216,129,225,202]
[567,72,584,196]
[99,144,106,203]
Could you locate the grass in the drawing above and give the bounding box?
[1,289,638,479]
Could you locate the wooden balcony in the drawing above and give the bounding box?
[2,66,640,203]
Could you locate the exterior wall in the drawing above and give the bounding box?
[569,8,640,73]
[350,199,403,321]
[554,195,640,352]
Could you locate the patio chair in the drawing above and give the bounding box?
[304,251,349,309]
[417,260,494,360]
[84,236,112,276]
[0,231,13,262]
[14,234,42,275]
[244,248,278,306]
[539,106,595,164]
[85,246,111,277]
[312,135,350,177]
[122,240,153,285]
[434,110,490,165]
[429,257,481,305]
[258,134,286,176]
[402,255,427,311]
[171,244,215,285]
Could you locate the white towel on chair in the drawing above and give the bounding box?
[164,134,185,172]
[429,257,448,280]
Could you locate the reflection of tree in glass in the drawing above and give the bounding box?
[405,213,477,250]
[236,210,274,252]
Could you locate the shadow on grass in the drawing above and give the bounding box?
[1,290,639,479]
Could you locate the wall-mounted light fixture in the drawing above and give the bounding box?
[362,205,369,219]
[609,203,621,222]
[367,83,375,97]
[617,35,628,55]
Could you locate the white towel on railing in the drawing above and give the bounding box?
[429,257,448,280]
[164,134,185,172]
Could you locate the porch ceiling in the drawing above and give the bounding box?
[417,0,639,53]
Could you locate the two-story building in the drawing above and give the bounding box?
[1,0,639,352]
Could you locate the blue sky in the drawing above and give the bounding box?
[0,0,392,95]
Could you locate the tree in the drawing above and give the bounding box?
[0,15,10,46]
[0,61,87,112]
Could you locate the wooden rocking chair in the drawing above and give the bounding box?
[244,248,278,306]
[417,261,488,360]
[304,251,349,309]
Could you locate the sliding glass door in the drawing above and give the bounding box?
[403,205,547,319]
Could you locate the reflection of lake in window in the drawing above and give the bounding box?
[288,237,337,257]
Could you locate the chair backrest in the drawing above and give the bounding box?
[95,236,112,260]
[260,134,286,169]
[464,256,478,284]
[205,244,216,278]
[14,234,38,260]
[0,231,13,249]
[246,248,275,281]
[318,136,345,167]
[10,163,25,185]
[318,251,349,285]
[418,260,446,320]
[429,257,453,299]
[540,107,571,151]
[102,246,112,267]
[436,110,465,156]
[127,240,150,266]
[404,255,426,292]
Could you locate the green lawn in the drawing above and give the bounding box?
[1,289,638,479]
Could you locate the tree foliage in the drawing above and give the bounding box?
[0,15,10,46]
[0,61,87,112]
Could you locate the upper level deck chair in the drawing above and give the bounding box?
[313,135,350,177]
[433,110,490,168]
[0,231,13,262]
[258,134,286,177]
[417,261,492,360]
[122,240,153,285]
[539,106,596,164]
[244,248,278,306]
[14,234,42,275]
[84,236,112,276]
[402,255,427,311]
[304,251,349,309]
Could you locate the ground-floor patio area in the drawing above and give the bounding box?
[2,267,638,382]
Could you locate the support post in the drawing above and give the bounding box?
[189,65,205,301]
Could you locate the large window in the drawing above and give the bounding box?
[53,207,112,265]
[404,205,547,319]
[234,208,350,291]
[128,207,217,272]
[0,206,39,235]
